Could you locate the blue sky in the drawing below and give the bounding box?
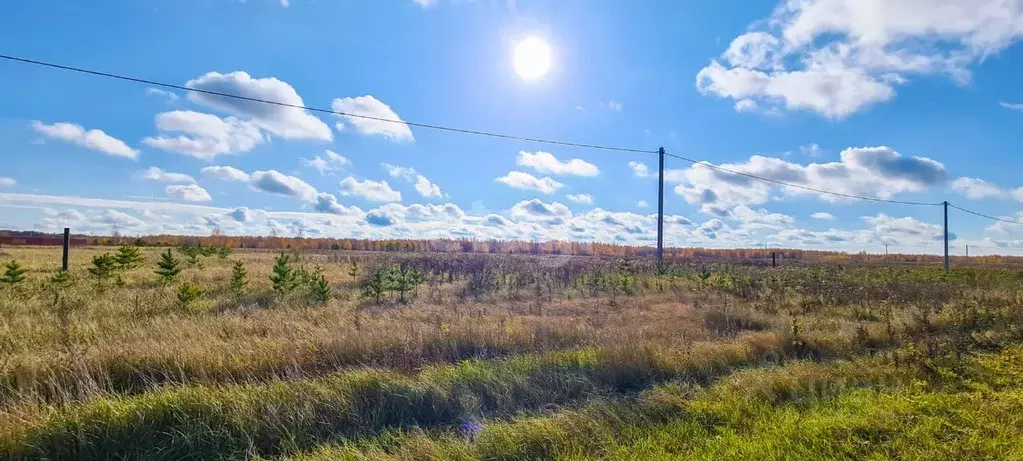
[2,0,1023,254]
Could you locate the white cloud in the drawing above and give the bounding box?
[382,163,417,179]
[637,200,649,208]
[313,193,362,216]
[98,209,145,229]
[731,205,795,229]
[951,177,1005,200]
[31,121,138,160]
[330,95,414,142]
[811,212,836,220]
[201,165,250,182]
[146,88,179,102]
[864,213,949,244]
[381,163,444,198]
[143,111,265,160]
[1002,102,1023,112]
[302,149,350,175]
[696,0,1023,118]
[517,151,599,177]
[0,191,979,252]
[629,161,651,178]
[412,0,436,6]
[166,184,212,202]
[186,71,332,141]
[495,171,564,194]
[735,99,759,113]
[138,167,195,184]
[339,176,402,202]
[603,100,623,111]
[0,177,15,187]
[510,199,572,223]
[566,193,595,205]
[1013,187,1023,203]
[672,146,947,208]
[250,170,318,201]
[414,175,444,199]
[801,143,823,157]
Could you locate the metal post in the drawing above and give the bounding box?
[943,201,950,272]
[772,251,777,268]
[656,147,665,265]
[62,227,70,271]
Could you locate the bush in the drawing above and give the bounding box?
[177,282,203,308]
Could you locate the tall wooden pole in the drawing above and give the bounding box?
[62,227,70,271]
[657,147,665,265]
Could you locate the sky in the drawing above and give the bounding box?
[2,0,1023,255]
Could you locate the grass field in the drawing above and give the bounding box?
[1,244,1023,459]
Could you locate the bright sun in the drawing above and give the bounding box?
[514,37,552,80]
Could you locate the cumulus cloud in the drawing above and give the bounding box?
[672,146,947,207]
[250,170,318,201]
[230,207,253,222]
[138,166,195,184]
[629,161,650,178]
[339,176,402,202]
[496,171,564,194]
[1002,102,1023,112]
[98,209,145,229]
[201,165,250,182]
[414,175,444,199]
[31,121,138,159]
[566,193,594,205]
[302,149,350,175]
[510,199,572,223]
[0,177,15,186]
[380,163,444,199]
[696,0,1023,118]
[313,192,362,216]
[186,71,332,141]
[865,213,950,244]
[951,177,1005,200]
[517,151,599,177]
[142,111,264,160]
[811,212,836,220]
[2,190,976,252]
[166,184,212,202]
[637,200,649,208]
[331,95,413,142]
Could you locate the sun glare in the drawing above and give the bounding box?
[514,37,552,81]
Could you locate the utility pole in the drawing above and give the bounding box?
[62,227,70,271]
[943,201,950,272]
[657,147,665,266]
[885,244,889,263]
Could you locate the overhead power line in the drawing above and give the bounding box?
[948,203,1023,225]
[0,53,658,154]
[661,151,944,206]
[0,53,974,210]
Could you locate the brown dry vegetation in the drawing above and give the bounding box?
[0,244,1021,459]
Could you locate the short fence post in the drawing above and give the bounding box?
[62,227,70,271]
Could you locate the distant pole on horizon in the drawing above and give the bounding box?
[943,201,950,272]
[657,147,665,265]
